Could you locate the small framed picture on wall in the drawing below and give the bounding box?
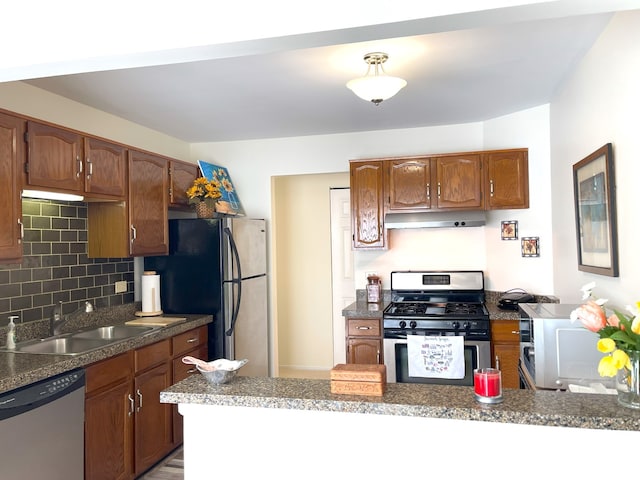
[501,220,518,240]
[521,237,540,257]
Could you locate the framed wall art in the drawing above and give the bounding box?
[521,237,539,257]
[501,220,518,240]
[572,143,618,276]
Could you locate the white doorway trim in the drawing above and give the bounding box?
[330,188,355,365]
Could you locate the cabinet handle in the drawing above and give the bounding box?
[130,225,137,244]
[128,394,135,416]
[357,326,371,330]
[512,330,520,335]
[187,368,198,374]
[17,219,23,243]
[437,182,441,198]
[377,350,380,363]
[136,389,143,412]
[490,180,494,196]
[186,337,198,343]
[426,183,430,199]
[86,157,93,179]
[76,156,83,177]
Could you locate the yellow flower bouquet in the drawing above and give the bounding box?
[571,282,640,377]
[186,176,222,209]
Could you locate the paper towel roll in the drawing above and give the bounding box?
[141,271,162,314]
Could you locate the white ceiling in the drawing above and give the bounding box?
[16,5,631,143]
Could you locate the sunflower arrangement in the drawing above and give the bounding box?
[186,176,222,209]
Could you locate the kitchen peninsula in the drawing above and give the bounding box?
[162,374,640,480]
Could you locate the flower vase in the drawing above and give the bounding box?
[195,202,215,219]
[616,350,640,409]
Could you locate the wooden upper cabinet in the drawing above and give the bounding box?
[84,137,127,199]
[25,121,84,192]
[25,121,127,200]
[169,159,199,208]
[485,149,529,209]
[387,158,431,210]
[128,150,169,256]
[0,112,25,263]
[434,154,483,209]
[350,160,386,249]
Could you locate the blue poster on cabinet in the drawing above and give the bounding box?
[197,160,245,216]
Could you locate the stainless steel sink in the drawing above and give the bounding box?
[1,324,160,355]
[71,325,157,341]
[9,336,110,355]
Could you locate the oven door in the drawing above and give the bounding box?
[383,337,491,385]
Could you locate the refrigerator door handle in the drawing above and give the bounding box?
[224,227,242,336]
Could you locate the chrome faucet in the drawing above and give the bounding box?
[50,301,65,336]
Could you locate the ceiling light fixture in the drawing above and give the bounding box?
[346,52,407,106]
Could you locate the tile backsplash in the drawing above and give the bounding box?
[0,199,134,326]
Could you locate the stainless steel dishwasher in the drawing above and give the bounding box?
[0,368,85,479]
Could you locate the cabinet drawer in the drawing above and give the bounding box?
[85,351,133,394]
[347,319,381,337]
[173,345,208,382]
[135,339,171,373]
[491,321,520,343]
[172,326,207,356]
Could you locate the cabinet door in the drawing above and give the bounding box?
[85,380,134,480]
[485,150,529,209]
[84,137,127,199]
[434,155,482,209]
[387,158,431,210]
[347,338,382,364]
[491,320,521,389]
[172,344,208,446]
[134,362,173,476]
[25,121,84,192]
[350,161,386,249]
[0,112,24,263]
[169,159,199,208]
[128,150,169,256]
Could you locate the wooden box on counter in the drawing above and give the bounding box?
[330,364,386,396]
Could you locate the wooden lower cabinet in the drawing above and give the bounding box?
[170,325,208,446]
[85,352,134,480]
[85,325,208,478]
[345,318,383,364]
[134,362,173,475]
[491,320,521,389]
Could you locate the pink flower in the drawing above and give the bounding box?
[574,301,607,332]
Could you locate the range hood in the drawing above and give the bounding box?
[384,210,486,229]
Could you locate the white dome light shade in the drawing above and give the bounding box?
[346,75,407,104]
[346,52,407,105]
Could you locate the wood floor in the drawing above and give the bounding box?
[139,447,184,480]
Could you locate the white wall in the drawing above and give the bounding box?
[550,10,640,306]
[0,82,190,159]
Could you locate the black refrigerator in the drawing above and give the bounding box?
[144,217,268,377]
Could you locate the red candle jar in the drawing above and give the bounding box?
[474,368,503,404]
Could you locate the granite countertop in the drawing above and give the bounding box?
[0,306,212,394]
[161,374,640,432]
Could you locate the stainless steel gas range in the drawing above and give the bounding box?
[383,271,491,385]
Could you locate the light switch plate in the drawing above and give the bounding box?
[115,280,127,293]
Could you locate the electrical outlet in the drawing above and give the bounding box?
[115,280,127,293]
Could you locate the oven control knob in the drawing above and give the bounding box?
[399,320,407,329]
[452,321,460,330]
[409,320,417,330]
[463,322,471,330]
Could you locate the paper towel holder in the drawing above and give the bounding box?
[136,270,164,317]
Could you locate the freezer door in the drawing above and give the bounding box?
[227,218,267,279]
[224,275,269,377]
